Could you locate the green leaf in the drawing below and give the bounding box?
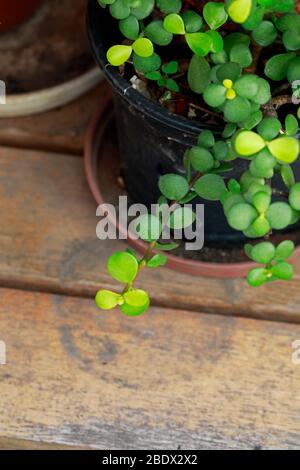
[224,97,251,123]
[287,57,300,83]
[211,49,228,65]
[166,78,180,92]
[203,2,228,30]
[227,202,258,230]
[228,178,241,194]
[205,30,224,53]
[285,114,298,136]
[247,267,270,287]
[252,78,271,105]
[244,243,253,259]
[124,289,149,307]
[243,5,266,30]
[216,61,242,81]
[203,84,226,107]
[265,52,296,81]
[254,149,276,174]
[283,30,300,51]
[163,13,185,34]
[267,137,299,164]
[162,61,178,74]
[188,146,214,172]
[243,215,271,238]
[244,182,271,204]
[257,117,281,140]
[281,165,295,189]
[197,130,215,148]
[276,12,300,32]
[252,191,271,213]
[107,251,139,284]
[182,10,203,33]
[134,214,162,242]
[187,56,211,94]
[185,32,213,56]
[230,44,252,68]
[252,21,277,46]
[222,123,237,138]
[271,262,294,281]
[145,71,162,80]
[144,20,173,46]
[155,241,180,251]
[167,207,196,229]
[147,253,167,268]
[159,174,189,201]
[241,110,263,131]
[132,37,154,57]
[119,15,139,40]
[130,0,155,20]
[109,0,131,20]
[223,193,245,216]
[240,171,265,192]
[234,131,265,156]
[224,32,250,54]
[266,202,293,230]
[250,241,275,264]
[120,300,150,316]
[157,0,182,14]
[289,183,300,211]
[95,290,123,310]
[133,52,162,73]
[194,174,226,201]
[107,45,132,66]
[227,0,252,24]
[275,240,295,261]
[213,141,229,161]
[234,75,260,100]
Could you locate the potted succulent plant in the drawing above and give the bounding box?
[87,0,300,316]
[0,0,41,33]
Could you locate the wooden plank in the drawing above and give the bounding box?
[0,83,108,155]
[0,146,300,323]
[0,287,300,449]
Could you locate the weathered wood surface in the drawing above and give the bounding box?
[0,146,300,323]
[0,84,108,155]
[0,287,299,450]
[0,438,88,450]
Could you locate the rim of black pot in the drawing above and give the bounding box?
[87,0,223,136]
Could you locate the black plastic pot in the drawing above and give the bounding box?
[87,0,299,245]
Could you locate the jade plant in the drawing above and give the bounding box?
[95,0,300,316]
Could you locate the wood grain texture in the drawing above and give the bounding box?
[0,146,300,323]
[0,83,108,155]
[0,437,88,450]
[0,287,300,450]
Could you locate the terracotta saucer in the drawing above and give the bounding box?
[84,95,300,279]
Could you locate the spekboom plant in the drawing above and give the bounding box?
[95,0,300,316]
